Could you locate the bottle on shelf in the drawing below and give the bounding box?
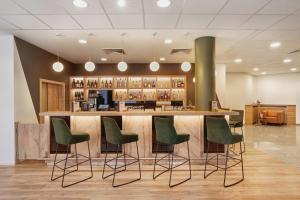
[105,80,108,88]
[109,80,112,88]
[72,79,76,88]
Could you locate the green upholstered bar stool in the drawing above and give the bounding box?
[229,110,245,153]
[153,117,191,187]
[51,118,93,188]
[102,117,141,187]
[204,117,244,187]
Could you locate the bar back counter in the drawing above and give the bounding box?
[17,111,237,164]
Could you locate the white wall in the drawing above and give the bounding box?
[215,64,226,107]
[0,34,16,165]
[14,43,38,124]
[225,73,255,110]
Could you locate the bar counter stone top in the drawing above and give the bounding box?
[39,110,238,116]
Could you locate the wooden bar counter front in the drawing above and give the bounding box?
[36,111,236,164]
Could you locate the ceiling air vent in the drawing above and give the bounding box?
[288,49,300,54]
[102,48,126,55]
[170,48,192,55]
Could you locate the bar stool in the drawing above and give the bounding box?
[51,118,93,188]
[204,117,244,187]
[102,117,141,187]
[153,117,191,187]
[229,109,245,153]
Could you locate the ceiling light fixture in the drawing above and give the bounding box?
[181,61,191,72]
[253,67,260,71]
[290,68,297,71]
[117,33,128,72]
[157,0,171,8]
[261,72,266,75]
[73,0,88,8]
[78,39,87,44]
[101,58,107,61]
[270,41,281,48]
[234,58,242,63]
[164,39,173,44]
[283,58,292,63]
[117,0,126,7]
[150,32,160,72]
[160,57,166,61]
[85,61,95,72]
[52,61,64,72]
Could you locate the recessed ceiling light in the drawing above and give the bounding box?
[73,0,87,8]
[117,0,126,7]
[283,58,292,63]
[157,0,171,8]
[164,39,173,44]
[159,57,166,61]
[253,67,260,71]
[290,68,297,71]
[234,58,242,63]
[270,41,281,48]
[101,58,107,61]
[261,72,266,75]
[78,39,87,44]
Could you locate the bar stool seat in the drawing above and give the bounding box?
[70,132,90,144]
[120,131,138,144]
[174,134,190,144]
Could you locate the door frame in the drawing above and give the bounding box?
[39,79,66,114]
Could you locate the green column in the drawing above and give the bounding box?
[194,36,216,110]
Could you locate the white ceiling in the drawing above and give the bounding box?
[0,0,300,75]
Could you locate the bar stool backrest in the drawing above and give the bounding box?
[154,117,177,144]
[103,117,122,145]
[52,118,72,145]
[230,110,244,126]
[206,117,233,144]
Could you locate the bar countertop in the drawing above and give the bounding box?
[39,110,238,116]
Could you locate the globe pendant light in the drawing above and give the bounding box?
[117,33,128,72]
[117,61,128,72]
[150,32,160,72]
[85,61,95,72]
[181,61,191,72]
[181,32,191,72]
[150,61,159,72]
[52,33,64,72]
[52,61,64,72]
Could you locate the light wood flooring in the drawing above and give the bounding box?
[1,144,300,200]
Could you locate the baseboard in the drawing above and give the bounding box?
[0,161,16,166]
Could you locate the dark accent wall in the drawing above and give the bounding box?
[71,63,195,104]
[14,37,74,118]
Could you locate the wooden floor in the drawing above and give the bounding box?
[1,146,300,200]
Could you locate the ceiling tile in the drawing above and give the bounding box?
[241,15,285,29]
[209,15,250,29]
[220,0,269,14]
[57,0,104,14]
[0,0,28,14]
[269,15,300,30]
[109,14,143,28]
[36,15,81,29]
[72,15,112,29]
[14,0,66,14]
[183,0,227,14]
[0,18,18,29]
[143,0,183,14]
[258,0,300,14]
[145,14,178,28]
[101,0,142,14]
[1,15,49,29]
[177,14,214,29]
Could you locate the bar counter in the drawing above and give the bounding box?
[34,110,237,164]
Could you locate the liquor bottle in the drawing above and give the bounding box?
[87,80,90,88]
[152,81,155,88]
[94,80,97,88]
[109,80,112,88]
[72,79,76,88]
[115,92,118,100]
[181,81,184,88]
[101,80,104,88]
[105,80,108,88]
[81,80,84,88]
[76,80,80,88]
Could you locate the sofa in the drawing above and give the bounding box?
[261,110,285,125]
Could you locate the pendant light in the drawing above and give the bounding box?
[180,32,191,72]
[150,32,160,72]
[84,35,96,72]
[52,33,64,72]
[117,33,128,72]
